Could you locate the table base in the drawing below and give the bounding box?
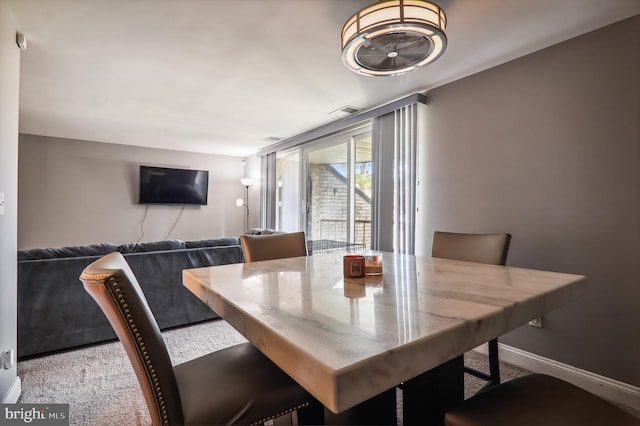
[302,355,464,425]
[404,355,464,425]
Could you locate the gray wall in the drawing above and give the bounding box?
[18,135,257,249]
[417,16,639,386]
[0,0,21,402]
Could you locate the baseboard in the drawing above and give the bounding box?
[473,343,640,409]
[1,377,21,403]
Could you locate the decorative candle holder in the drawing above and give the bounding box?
[343,255,365,278]
[363,251,383,275]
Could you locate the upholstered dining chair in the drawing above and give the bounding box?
[445,373,640,426]
[241,231,308,262]
[432,231,512,389]
[80,251,321,426]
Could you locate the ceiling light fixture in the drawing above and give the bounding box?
[341,0,447,76]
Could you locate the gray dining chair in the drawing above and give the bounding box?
[241,231,308,262]
[80,251,321,426]
[432,231,512,389]
[445,373,640,426]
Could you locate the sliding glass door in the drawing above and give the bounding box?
[264,98,425,254]
[275,149,301,233]
[303,125,372,249]
[273,124,373,249]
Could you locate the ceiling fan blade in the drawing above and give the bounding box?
[356,32,433,71]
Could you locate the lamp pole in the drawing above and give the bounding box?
[238,177,253,231]
[243,183,250,231]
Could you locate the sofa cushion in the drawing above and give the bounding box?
[18,243,117,261]
[185,237,241,248]
[116,240,186,254]
[244,228,283,235]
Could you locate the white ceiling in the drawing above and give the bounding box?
[6,0,639,157]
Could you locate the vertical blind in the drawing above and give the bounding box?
[393,104,418,255]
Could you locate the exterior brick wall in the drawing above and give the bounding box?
[309,163,371,247]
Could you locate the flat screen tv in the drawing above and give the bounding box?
[139,166,209,205]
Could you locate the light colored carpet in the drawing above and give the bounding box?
[18,320,247,426]
[17,320,639,425]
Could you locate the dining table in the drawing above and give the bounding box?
[183,251,586,425]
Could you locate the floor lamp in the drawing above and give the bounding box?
[236,177,253,231]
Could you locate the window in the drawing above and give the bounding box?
[274,124,373,249]
[261,94,427,254]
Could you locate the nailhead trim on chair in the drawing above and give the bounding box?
[99,272,309,426]
[109,277,170,426]
[250,402,310,426]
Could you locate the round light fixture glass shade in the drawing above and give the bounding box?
[240,177,254,187]
[341,0,447,76]
[235,198,245,207]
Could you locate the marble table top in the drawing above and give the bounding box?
[183,252,586,413]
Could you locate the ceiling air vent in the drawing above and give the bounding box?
[340,106,361,114]
[262,136,284,143]
[329,105,361,116]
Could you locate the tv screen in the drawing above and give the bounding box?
[139,166,209,205]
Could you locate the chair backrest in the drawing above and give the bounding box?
[241,231,308,262]
[432,231,512,266]
[80,252,183,426]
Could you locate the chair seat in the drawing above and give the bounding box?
[174,342,311,425]
[445,374,640,426]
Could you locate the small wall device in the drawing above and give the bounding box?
[16,32,27,50]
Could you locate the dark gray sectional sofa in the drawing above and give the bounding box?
[17,237,244,358]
